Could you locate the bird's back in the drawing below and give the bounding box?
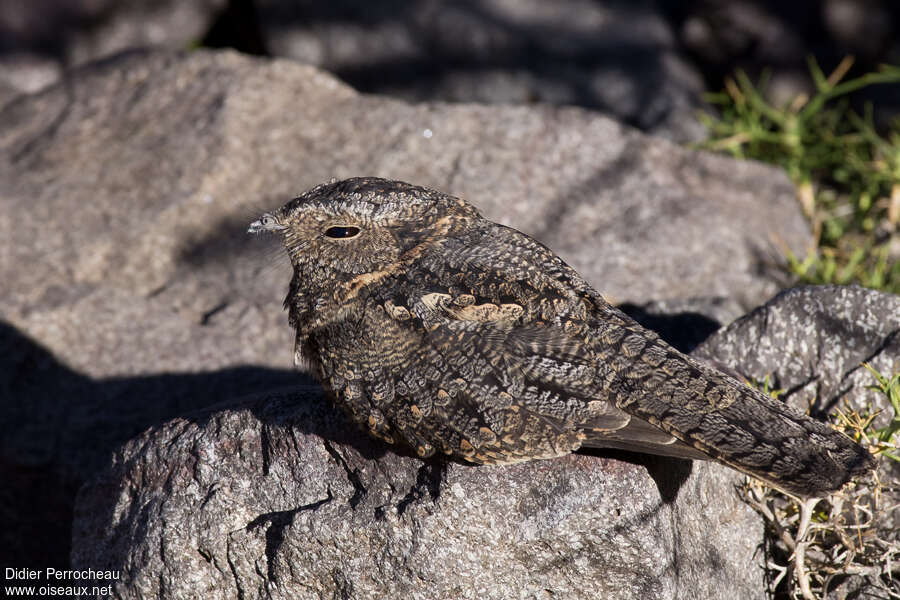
[382,220,875,496]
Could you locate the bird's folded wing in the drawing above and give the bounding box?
[405,233,874,495]
[420,310,710,460]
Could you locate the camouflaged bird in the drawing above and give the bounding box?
[250,177,874,497]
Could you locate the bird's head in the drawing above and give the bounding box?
[249,177,481,292]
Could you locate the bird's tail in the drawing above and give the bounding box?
[615,338,875,497]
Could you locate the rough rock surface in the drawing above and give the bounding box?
[695,285,900,420]
[73,390,763,600]
[70,282,900,599]
[0,48,829,598]
[695,285,900,596]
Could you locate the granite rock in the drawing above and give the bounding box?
[694,285,900,420]
[72,390,763,600]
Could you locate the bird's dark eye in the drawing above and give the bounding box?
[324,226,361,239]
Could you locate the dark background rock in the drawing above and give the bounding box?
[252,0,709,142]
[0,49,814,597]
[2,1,898,138]
[664,0,900,129]
[0,0,226,92]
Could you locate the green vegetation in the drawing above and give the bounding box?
[698,57,900,293]
[859,364,900,462]
[743,366,900,599]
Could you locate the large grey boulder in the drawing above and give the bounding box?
[72,389,761,600]
[695,284,900,509]
[0,50,809,318]
[695,285,900,597]
[0,48,819,597]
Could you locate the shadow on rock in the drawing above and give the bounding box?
[618,303,722,353]
[1,314,704,580]
[578,447,694,504]
[0,319,343,573]
[255,1,688,133]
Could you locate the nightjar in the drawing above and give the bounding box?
[250,177,874,497]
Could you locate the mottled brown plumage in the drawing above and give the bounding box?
[251,177,874,497]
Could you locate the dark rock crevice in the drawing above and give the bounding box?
[396,460,444,517]
[245,489,334,583]
[322,440,368,509]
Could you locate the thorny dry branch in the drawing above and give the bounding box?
[742,368,900,599]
